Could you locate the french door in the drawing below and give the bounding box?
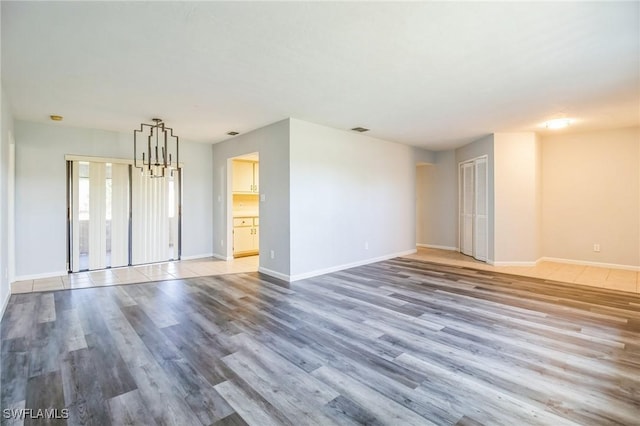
[459,156,488,262]
[67,157,181,272]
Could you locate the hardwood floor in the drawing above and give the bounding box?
[2,257,640,425]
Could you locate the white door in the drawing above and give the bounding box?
[460,162,474,256]
[473,158,488,261]
[459,157,488,261]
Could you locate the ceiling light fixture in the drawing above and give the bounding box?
[50,115,63,121]
[133,118,180,178]
[351,127,370,133]
[227,131,239,136]
[544,118,572,129]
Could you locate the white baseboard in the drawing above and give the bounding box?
[212,253,233,261]
[14,270,68,282]
[416,244,458,251]
[539,257,640,271]
[258,267,291,282]
[289,249,418,282]
[0,291,10,321]
[489,260,538,267]
[181,253,215,261]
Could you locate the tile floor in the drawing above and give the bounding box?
[11,256,259,294]
[405,247,640,294]
[11,248,640,295]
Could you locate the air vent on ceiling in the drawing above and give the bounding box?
[227,131,239,136]
[351,127,369,133]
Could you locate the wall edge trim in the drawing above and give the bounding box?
[416,244,458,251]
[182,253,215,261]
[289,249,417,282]
[0,292,10,322]
[14,270,68,282]
[539,257,640,272]
[258,267,291,282]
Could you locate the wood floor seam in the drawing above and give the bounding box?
[2,258,639,425]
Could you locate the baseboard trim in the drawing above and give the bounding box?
[0,291,10,322]
[539,257,640,272]
[211,253,233,261]
[289,249,418,282]
[416,244,458,251]
[181,253,215,261]
[490,260,538,267]
[14,270,68,282]
[258,267,291,282]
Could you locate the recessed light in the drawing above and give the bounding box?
[227,131,239,136]
[351,127,369,133]
[50,115,63,121]
[544,118,572,129]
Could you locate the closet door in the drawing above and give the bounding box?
[460,162,474,256]
[459,157,489,262]
[473,158,488,261]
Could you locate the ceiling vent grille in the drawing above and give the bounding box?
[351,127,370,132]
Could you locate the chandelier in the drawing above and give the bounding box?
[133,118,180,177]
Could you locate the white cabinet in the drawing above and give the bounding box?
[233,217,259,257]
[232,160,259,193]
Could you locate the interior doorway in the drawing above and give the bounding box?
[459,156,488,262]
[228,153,260,259]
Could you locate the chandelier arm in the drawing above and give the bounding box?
[133,119,180,177]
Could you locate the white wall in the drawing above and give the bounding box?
[14,120,213,279]
[289,119,416,279]
[211,119,291,277]
[1,85,15,318]
[493,132,541,264]
[456,135,495,261]
[416,150,457,250]
[542,127,640,268]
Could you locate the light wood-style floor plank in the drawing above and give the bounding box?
[2,257,640,425]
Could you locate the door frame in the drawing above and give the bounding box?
[226,152,260,260]
[458,155,488,262]
[65,154,183,272]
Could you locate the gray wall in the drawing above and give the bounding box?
[416,150,457,249]
[289,119,416,279]
[14,120,213,278]
[414,146,436,165]
[211,119,291,277]
[1,86,15,316]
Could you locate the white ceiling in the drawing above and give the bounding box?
[2,1,639,150]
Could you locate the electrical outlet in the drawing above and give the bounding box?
[220,239,224,247]
[270,250,275,259]
[593,243,600,252]
[365,241,369,250]
[260,194,266,202]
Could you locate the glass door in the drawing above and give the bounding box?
[69,161,130,272]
